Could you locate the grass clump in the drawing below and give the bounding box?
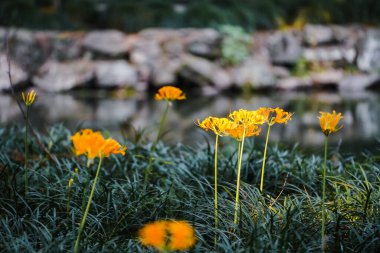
[0,124,380,252]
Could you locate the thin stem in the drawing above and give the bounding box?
[234,128,246,225]
[66,181,72,217]
[24,107,29,195]
[321,136,328,252]
[214,134,219,245]
[74,157,103,253]
[152,101,170,152]
[260,124,271,192]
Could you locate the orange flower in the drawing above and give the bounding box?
[168,221,196,251]
[197,116,234,136]
[229,109,265,127]
[71,129,126,160]
[138,220,196,252]
[226,124,261,141]
[319,110,343,136]
[138,221,167,251]
[258,107,293,126]
[154,86,186,101]
[22,89,37,106]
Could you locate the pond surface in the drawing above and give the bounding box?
[1,89,379,155]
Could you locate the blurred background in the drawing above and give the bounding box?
[1,0,380,154]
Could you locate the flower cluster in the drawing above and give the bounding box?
[197,107,292,140]
[71,129,126,160]
[138,220,196,252]
[154,86,186,101]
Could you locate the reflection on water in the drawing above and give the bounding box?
[1,90,379,154]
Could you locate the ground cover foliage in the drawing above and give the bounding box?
[0,124,380,252]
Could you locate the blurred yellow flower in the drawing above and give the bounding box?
[168,221,196,251]
[197,116,234,136]
[154,86,186,101]
[319,110,343,136]
[22,89,37,106]
[71,129,126,160]
[229,109,265,126]
[138,221,167,251]
[138,220,196,252]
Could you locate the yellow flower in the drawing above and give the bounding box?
[168,221,196,251]
[71,129,126,160]
[226,124,261,141]
[138,221,167,251]
[258,107,293,126]
[197,116,235,136]
[229,109,265,127]
[22,89,37,106]
[319,110,343,136]
[138,220,196,252]
[154,86,186,101]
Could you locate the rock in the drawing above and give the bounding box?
[151,58,183,86]
[276,76,312,90]
[310,69,344,86]
[303,24,334,45]
[272,66,290,78]
[182,28,221,58]
[0,54,28,91]
[233,57,276,89]
[179,54,232,89]
[338,74,380,91]
[357,29,380,72]
[94,60,138,88]
[33,60,94,92]
[303,46,356,63]
[83,30,129,57]
[267,31,302,64]
[44,31,84,61]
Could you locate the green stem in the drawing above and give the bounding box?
[66,184,72,217]
[24,107,29,195]
[321,136,328,252]
[234,128,246,225]
[152,101,170,152]
[74,157,103,253]
[214,134,219,245]
[260,124,271,192]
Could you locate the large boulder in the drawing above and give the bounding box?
[303,46,356,63]
[94,60,138,88]
[33,60,94,92]
[0,54,28,91]
[233,57,276,89]
[181,28,221,58]
[338,74,380,91]
[267,31,302,64]
[303,24,334,45]
[179,54,232,89]
[357,29,380,73]
[83,30,130,57]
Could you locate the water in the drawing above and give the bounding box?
[1,89,379,155]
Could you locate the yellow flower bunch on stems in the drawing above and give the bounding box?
[138,220,196,252]
[318,110,343,251]
[228,109,264,225]
[21,89,37,195]
[197,116,234,243]
[71,129,126,253]
[145,86,186,183]
[257,107,293,192]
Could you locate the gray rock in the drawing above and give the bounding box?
[182,28,221,58]
[310,70,344,86]
[276,76,312,90]
[233,57,276,89]
[179,54,232,89]
[33,60,94,92]
[303,24,334,45]
[338,74,380,91]
[151,58,183,86]
[303,46,356,63]
[272,66,290,78]
[357,29,380,72]
[44,31,84,61]
[94,60,138,88]
[267,31,302,64]
[0,54,28,91]
[83,30,129,56]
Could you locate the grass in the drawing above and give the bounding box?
[0,124,380,252]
